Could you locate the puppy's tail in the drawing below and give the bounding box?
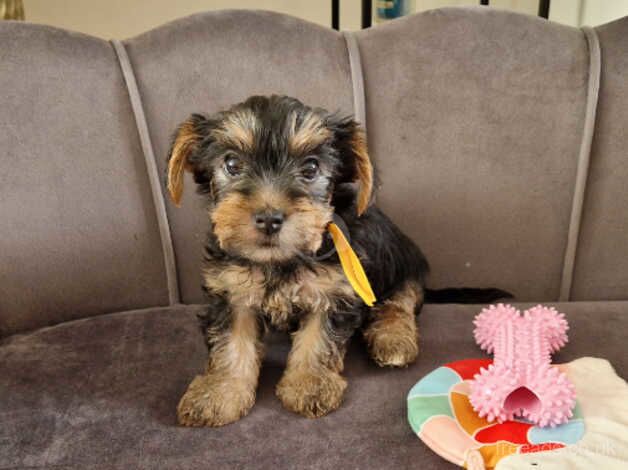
[424,287,513,304]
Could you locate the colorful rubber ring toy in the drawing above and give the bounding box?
[407,359,585,469]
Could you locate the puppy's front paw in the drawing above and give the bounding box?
[276,369,347,418]
[364,320,419,367]
[177,374,255,427]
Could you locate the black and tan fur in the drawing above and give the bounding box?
[166,95,508,426]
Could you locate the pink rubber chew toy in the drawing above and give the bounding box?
[469,304,576,428]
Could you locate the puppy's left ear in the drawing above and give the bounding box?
[330,117,374,216]
[166,113,209,206]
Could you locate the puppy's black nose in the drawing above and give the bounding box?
[254,211,284,235]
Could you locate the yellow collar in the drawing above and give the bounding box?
[327,218,377,307]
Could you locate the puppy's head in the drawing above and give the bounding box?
[166,95,373,263]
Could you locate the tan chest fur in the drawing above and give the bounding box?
[202,263,356,330]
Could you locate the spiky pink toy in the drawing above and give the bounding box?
[469,304,576,428]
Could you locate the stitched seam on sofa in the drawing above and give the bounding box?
[343,32,367,129]
[0,304,208,345]
[559,27,601,302]
[110,39,181,305]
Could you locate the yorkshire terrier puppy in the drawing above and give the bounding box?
[166,95,507,427]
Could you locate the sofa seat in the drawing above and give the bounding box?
[1,303,625,469]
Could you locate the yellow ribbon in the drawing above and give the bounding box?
[328,222,377,307]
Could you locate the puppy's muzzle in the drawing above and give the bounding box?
[254,210,284,236]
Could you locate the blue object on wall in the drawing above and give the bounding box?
[376,0,413,20]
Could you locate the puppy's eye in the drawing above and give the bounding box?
[301,158,319,181]
[224,154,243,177]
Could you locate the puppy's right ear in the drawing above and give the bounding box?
[166,114,209,206]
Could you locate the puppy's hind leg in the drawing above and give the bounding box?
[363,281,422,367]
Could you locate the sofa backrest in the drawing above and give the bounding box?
[0,23,170,336]
[571,19,628,301]
[357,8,589,302]
[1,7,627,336]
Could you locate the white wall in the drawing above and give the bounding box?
[21,0,628,39]
[580,0,628,26]
[23,0,334,39]
[548,0,583,26]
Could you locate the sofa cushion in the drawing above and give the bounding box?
[0,23,170,336]
[572,17,628,301]
[1,302,625,469]
[356,7,590,301]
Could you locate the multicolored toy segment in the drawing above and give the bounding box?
[470,304,576,427]
[407,359,585,469]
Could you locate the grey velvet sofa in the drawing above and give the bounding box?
[1,6,627,469]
